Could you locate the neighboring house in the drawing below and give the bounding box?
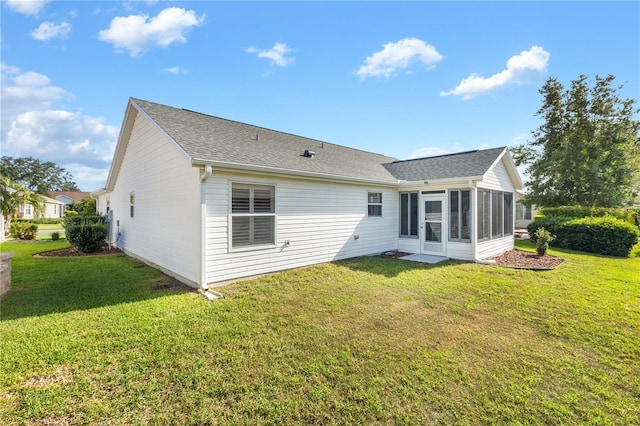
[514,192,538,229]
[48,191,91,210]
[93,98,524,289]
[19,195,66,220]
[515,202,538,228]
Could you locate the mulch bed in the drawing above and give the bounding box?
[489,249,564,270]
[35,246,123,258]
[384,249,563,270]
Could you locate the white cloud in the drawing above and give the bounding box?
[441,46,550,100]
[408,146,452,159]
[98,7,205,56]
[5,0,49,16]
[245,42,295,67]
[355,37,443,80]
[30,21,72,41]
[1,64,119,191]
[165,66,188,74]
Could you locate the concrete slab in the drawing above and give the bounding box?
[400,253,448,264]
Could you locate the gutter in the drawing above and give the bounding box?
[191,158,399,187]
[199,163,213,295]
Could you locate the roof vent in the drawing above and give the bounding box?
[303,150,315,158]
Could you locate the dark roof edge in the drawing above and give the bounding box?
[386,146,506,165]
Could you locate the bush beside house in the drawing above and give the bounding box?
[63,214,108,253]
[528,207,640,257]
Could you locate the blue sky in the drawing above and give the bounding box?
[1,1,638,191]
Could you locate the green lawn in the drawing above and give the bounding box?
[1,240,638,425]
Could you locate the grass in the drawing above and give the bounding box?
[1,240,639,424]
[36,223,65,241]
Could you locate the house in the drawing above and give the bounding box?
[93,98,523,290]
[48,191,92,210]
[19,195,66,220]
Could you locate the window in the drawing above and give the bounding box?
[477,189,514,241]
[368,192,382,217]
[503,193,513,236]
[515,202,532,221]
[130,192,135,218]
[491,191,503,238]
[25,203,32,216]
[231,183,275,248]
[399,192,419,237]
[449,190,470,241]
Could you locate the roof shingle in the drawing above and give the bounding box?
[131,98,509,185]
[382,148,506,181]
[132,98,399,183]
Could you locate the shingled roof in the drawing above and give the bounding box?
[383,147,507,182]
[126,98,514,186]
[132,98,399,184]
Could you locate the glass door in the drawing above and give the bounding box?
[422,195,446,256]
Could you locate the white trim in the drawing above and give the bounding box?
[192,159,399,187]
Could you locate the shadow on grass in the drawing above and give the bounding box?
[0,241,191,321]
[335,254,463,278]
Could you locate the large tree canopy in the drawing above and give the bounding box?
[512,74,640,208]
[0,157,79,194]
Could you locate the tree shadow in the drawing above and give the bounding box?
[0,243,192,321]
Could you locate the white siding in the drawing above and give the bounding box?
[204,172,398,284]
[101,112,201,285]
[446,242,473,261]
[481,159,515,192]
[476,237,514,259]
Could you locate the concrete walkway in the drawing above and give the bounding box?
[399,253,449,264]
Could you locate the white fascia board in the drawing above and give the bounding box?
[191,158,399,187]
[397,176,484,186]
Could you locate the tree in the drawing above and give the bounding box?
[512,74,640,207]
[0,156,79,194]
[1,175,44,236]
[69,196,97,215]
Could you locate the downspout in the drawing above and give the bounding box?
[470,179,495,265]
[198,164,223,300]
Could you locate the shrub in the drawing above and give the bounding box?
[561,216,639,257]
[528,215,639,257]
[540,206,632,223]
[63,214,108,253]
[15,218,64,225]
[535,227,555,256]
[9,222,38,240]
[51,232,60,241]
[527,216,571,243]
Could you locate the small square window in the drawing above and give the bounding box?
[367,192,382,217]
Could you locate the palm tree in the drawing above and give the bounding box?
[1,175,43,239]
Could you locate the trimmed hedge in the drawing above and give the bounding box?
[540,206,633,223]
[63,214,108,253]
[527,216,572,243]
[9,222,38,240]
[560,216,639,257]
[15,218,64,225]
[528,215,639,257]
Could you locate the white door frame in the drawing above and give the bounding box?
[420,193,447,256]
